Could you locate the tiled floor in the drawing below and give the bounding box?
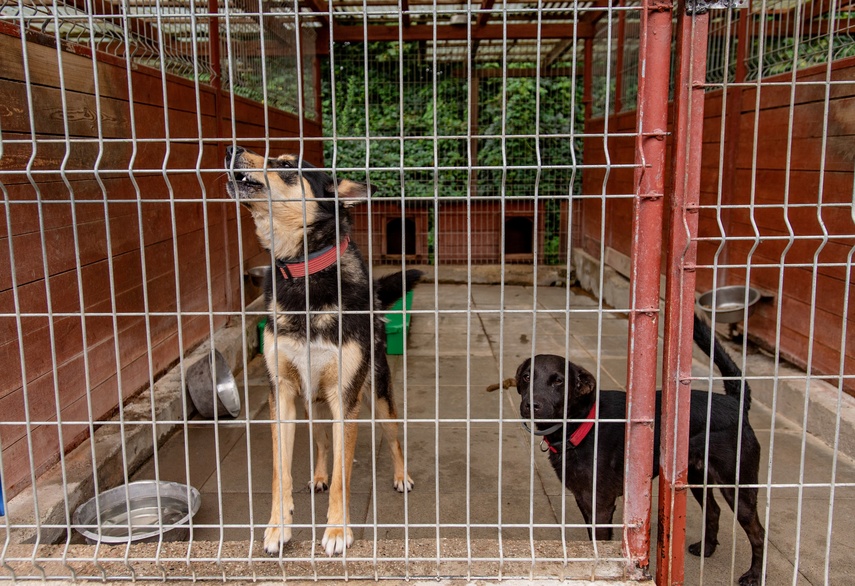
[132,283,855,585]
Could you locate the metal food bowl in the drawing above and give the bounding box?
[246,266,268,288]
[697,285,761,324]
[186,349,241,418]
[73,481,201,544]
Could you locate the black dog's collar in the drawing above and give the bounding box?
[522,421,564,436]
[521,402,597,454]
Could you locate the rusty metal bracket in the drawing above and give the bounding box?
[685,0,745,15]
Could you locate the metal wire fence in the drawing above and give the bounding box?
[0,0,317,117]
[1,0,854,583]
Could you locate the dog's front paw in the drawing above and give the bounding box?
[393,473,414,493]
[263,506,294,555]
[321,526,354,556]
[688,539,717,558]
[738,569,761,586]
[263,525,292,555]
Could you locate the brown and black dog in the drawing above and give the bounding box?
[494,315,765,586]
[225,146,420,556]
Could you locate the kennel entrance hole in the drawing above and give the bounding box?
[504,216,534,255]
[386,217,417,256]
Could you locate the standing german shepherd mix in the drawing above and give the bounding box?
[494,315,765,585]
[225,146,421,556]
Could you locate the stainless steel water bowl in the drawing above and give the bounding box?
[246,266,268,287]
[697,285,761,324]
[186,349,241,418]
[73,481,201,544]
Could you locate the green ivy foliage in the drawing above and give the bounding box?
[322,42,584,201]
[321,41,585,264]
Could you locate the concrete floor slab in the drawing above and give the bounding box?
[113,283,855,585]
[390,356,502,389]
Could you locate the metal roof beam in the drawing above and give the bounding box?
[321,22,595,44]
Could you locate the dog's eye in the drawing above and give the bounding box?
[281,160,293,168]
[521,372,530,383]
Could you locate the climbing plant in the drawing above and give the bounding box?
[321,42,584,263]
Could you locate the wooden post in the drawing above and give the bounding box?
[208,0,223,155]
[469,61,479,198]
[315,31,325,147]
[584,37,594,123]
[615,3,626,114]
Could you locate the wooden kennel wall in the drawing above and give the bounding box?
[0,26,322,498]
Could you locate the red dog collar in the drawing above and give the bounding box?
[542,402,597,454]
[277,235,350,279]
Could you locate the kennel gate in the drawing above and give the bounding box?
[2,0,855,583]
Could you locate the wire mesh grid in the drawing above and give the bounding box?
[660,0,855,584]
[0,0,854,583]
[0,0,318,117]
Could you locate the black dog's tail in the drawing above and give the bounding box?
[694,313,752,410]
[375,269,424,310]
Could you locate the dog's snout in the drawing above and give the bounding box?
[225,145,245,163]
[521,401,542,418]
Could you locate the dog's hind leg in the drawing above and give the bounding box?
[264,376,299,555]
[374,392,413,492]
[687,483,720,558]
[719,485,765,586]
[710,431,765,585]
[370,358,413,492]
[308,404,330,493]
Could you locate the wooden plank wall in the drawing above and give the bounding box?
[433,201,551,264]
[0,29,323,497]
[581,57,855,395]
[349,201,432,264]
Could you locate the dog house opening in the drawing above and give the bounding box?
[386,217,417,256]
[504,216,534,256]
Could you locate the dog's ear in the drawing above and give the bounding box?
[327,179,377,206]
[513,359,532,394]
[574,366,597,396]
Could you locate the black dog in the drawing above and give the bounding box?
[225,146,421,556]
[507,315,765,586]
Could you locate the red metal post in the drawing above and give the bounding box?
[658,7,709,586]
[623,0,673,574]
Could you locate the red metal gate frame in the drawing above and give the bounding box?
[659,6,710,586]
[623,0,673,573]
[624,0,711,581]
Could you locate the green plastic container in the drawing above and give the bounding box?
[385,290,413,355]
[258,318,267,354]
